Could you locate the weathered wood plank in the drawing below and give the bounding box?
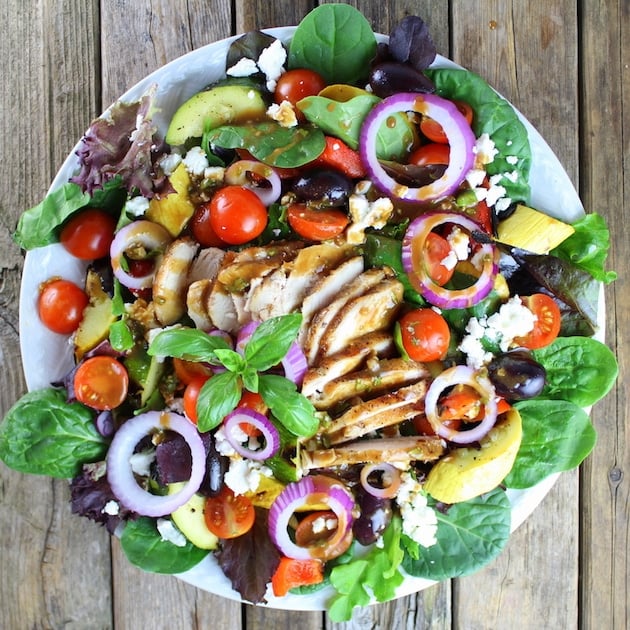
[578,1,629,629]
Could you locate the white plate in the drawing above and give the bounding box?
[19,26,589,610]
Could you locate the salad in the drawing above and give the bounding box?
[0,4,618,621]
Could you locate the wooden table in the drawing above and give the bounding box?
[1,1,627,628]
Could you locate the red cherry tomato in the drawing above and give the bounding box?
[209,186,267,245]
[60,209,117,259]
[173,358,214,386]
[237,391,267,436]
[274,68,326,111]
[287,204,349,241]
[423,231,455,286]
[204,486,256,539]
[513,293,562,349]
[38,278,89,334]
[408,143,450,166]
[183,375,210,424]
[398,308,451,362]
[190,202,227,247]
[420,100,474,144]
[74,356,129,410]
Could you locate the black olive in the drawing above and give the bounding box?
[369,61,435,98]
[292,169,353,207]
[487,350,547,401]
[352,486,393,546]
[204,435,229,497]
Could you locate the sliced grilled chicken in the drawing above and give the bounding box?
[187,247,225,284]
[301,435,445,469]
[317,276,404,360]
[152,237,199,325]
[309,358,430,411]
[186,278,214,330]
[321,380,428,445]
[205,281,240,333]
[301,330,395,400]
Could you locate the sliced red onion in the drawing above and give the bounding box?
[268,475,355,560]
[424,365,498,444]
[222,407,280,460]
[359,463,402,499]
[224,160,282,206]
[235,320,259,355]
[359,93,476,203]
[401,212,498,308]
[106,410,205,516]
[110,220,172,290]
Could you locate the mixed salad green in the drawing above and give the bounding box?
[0,4,618,621]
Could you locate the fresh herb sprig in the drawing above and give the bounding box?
[147,313,318,436]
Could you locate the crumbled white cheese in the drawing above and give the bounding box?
[129,450,155,476]
[101,500,120,516]
[311,515,338,535]
[202,166,226,186]
[124,195,150,217]
[396,471,438,548]
[495,197,512,213]
[458,317,494,368]
[224,457,272,496]
[506,155,519,166]
[157,518,187,547]
[183,145,209,176]
[465,168,487,189]
[226,57,259,78]
[267,101,298,127]
[214,426,236,456]
[473,133,499,166]
[447,226,470,260]
[160,152,183,176]
[346,193,394,245]
[257,39,287,91]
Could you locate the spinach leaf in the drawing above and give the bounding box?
[551,212,617,284]
[401,487,511,581]
[425,68,532,203]
[288,4,377,85]
[0,388,107,478]
[120,517,208,573]
[533,336,618,407]
[504,399,596,489]
[206,121,325,168]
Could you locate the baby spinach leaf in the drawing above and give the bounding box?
[288,4,377,85]
[401,487,511,581]
[0,388,107,478]
[148,327,230,363]
[533,336,618,407]
[504,399,596,489]
[120,517,208,574]
[425,68,532,203]
[206,122,326,168]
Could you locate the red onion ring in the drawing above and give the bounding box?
[222,407,280,460]
[359,463,402,499]
[110,220,172,290]
[401,212,498,308]
[224,160,282,206]
[359,93,476,203]
[268,475,355,560]
[106,410,205,516]
[424,365,498,444]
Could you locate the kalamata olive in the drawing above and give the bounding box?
[204,435,229,497]
[352,486,393,545]
[292,169,353,207]
[487,350,546,401]
[369,61,435,98]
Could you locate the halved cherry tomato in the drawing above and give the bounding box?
[413,414,462,436]
[438,384,483,421]
[237,391,267,436]
[271,556,324,597]
[424,231,455,286]
[60,209,116,259]
[420,100,474,144]
[408,143,450,166]
[204,486,255,539]
[469,199,493,234]
[190,202,227,247]
[74,355,129,410]
[398,308,451,362]
[287,204,349,241]
[274,68,326,111]
[513,293,562,349]
[38,278,89,334]
[173,358,214,386]
[209,185,267,245]
[183,375,210,424]
[309,136,366,178]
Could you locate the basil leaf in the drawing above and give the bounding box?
[402,487,511,581]
[120,517,208,574]
[258,374,318,437]
[0,388,107,478]
[214,348,246,373]
[148,328,230,363]
[288,4,377,85]
[207,122,326,168]
[196,371,242,432]
[504,399,596,489]
[426,68,532,203]
[109,319,135,352]
[241,366,259,393]
[533,336,618,407]
[245,313,301,371]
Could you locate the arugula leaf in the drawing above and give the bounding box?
[147,327,230,363]
[0,388,107,478]
[288,4,377,85]
[245,313,302,371]
[120,517,208,574]
[196,371,242,433]
[402,487,511,581]
[504,399,596,489]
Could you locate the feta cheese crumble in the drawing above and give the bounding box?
[157,518,187,547]
[224,457,272,496]
[266,101,298,127]
[257,39,287,91]
[101,500,120,516]
[346,184,394,245]
[124,195,150,217]
[183,145,209,176]
[396,471,438,548]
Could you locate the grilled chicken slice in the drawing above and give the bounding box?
[187,247,225,284]
[316,276,404,360]
[321,380,428,445]
[301,330,395,400]
[309,358,430,411]
[152,237,199,325]
[301,435,445,469]
[187,278,214,330]
[205,281,240,333]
